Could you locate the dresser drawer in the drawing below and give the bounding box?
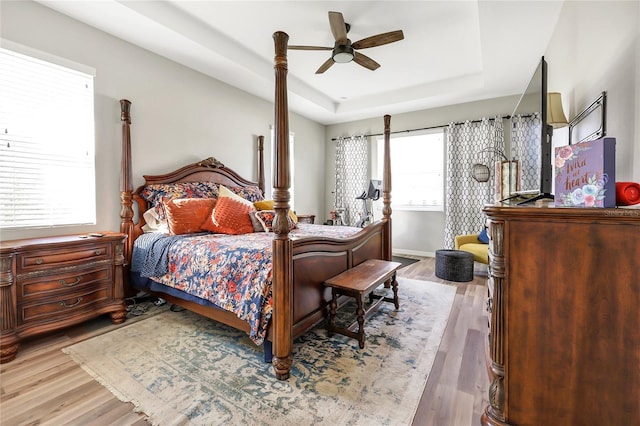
[1,233,127,363]
[18,286,111,324]
[18,266,112,302]
[17,242,112,273]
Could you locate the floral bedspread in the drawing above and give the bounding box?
[140,224,361,345]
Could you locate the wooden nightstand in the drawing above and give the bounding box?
[0,232,128,363]
[296,214,315,224]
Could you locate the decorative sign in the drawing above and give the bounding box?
[554,137,616,207]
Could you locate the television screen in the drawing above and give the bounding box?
[509,56,554,203]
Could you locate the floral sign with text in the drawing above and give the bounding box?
[554,137,616,208]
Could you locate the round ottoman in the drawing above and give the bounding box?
[435,249,474,282]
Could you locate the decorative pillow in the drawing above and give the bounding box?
[201,185,255,235]
[478,228,489,244]
[249,211,266,232]
[140,181,219,220]
[163,197,216,235]
[253,199,298,222]
[141,208,169,234]
[253,210,297,233]
[228,185,264,203]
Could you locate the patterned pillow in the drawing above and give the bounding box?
[201,185,255,235]
[140,181,219,220]
[228,185,264,203]
[249,211,266,232]
[253,210,297,233]
[253,199,298,222]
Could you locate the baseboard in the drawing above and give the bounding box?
[392,248,434,258]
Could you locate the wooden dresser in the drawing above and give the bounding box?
[0,233,128,363]
[481,204,639,425]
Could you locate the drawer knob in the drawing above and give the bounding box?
[35,258,44,265]
[94,250,103,256]
[59,277,81,287]
[59,297,83,308]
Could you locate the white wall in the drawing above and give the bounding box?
[326,95,521,256]
[0,1,326,242]
[546,1,639,181]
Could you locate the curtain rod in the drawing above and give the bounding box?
[330,115,512,141]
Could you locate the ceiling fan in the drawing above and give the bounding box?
[288,11,404,74]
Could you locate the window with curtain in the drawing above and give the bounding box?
[0,45,96,229]
[376,130,444,211]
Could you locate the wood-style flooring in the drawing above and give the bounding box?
[0,257,489,425]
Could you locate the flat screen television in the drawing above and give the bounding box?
[509,56,554,204]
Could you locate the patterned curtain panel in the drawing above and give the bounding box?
[511,114,541,192]
[335,136,368,226]
[443,117,504,248]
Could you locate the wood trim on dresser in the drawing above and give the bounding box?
[481,204,640,425]
[0,233,128,363]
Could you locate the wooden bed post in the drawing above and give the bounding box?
[257,135,265,193]
[382,114,392,261]
[119,99,134,296]
[271,31,293,380]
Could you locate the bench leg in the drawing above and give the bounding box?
[356,295,365,349]
[328,288,338,337]
[391,273,399,310]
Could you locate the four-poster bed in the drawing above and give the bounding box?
[118,31,393,380]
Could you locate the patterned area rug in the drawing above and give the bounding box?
[63,278,455,425]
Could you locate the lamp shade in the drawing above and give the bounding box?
[547,92,568,128]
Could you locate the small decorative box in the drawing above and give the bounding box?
[554,137,616,207]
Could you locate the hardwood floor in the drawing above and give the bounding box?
[0,257,489,425]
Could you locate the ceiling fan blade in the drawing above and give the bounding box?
[352,30,405,49]
[328,11,348,44]
[353,52,380,71]
[315,57,335,74]
[288,45,333,51]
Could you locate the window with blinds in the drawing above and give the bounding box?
[0,46,96,229]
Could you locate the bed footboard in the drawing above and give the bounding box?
[290,220,388,337]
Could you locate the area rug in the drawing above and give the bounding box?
[63,278,455,426]
[392,255,423,268]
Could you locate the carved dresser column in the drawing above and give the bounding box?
[482,217,507,426]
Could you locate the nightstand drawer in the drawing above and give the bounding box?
[19,266,112,302]
[18,243,112,273]
[19,285,111,324]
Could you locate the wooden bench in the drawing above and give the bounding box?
[324,259,402,349]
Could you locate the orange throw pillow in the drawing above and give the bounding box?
[201,185,255,235]
[163,198,216,235]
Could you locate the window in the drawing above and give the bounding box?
[0,45,96,229]
[377,130,444,211]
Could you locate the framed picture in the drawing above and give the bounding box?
[494,160,521,202]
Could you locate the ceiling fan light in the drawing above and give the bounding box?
[332,45,354,63]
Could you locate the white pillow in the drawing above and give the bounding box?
[141,208,169,234]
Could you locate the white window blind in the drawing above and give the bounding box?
[0,47,96,229]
